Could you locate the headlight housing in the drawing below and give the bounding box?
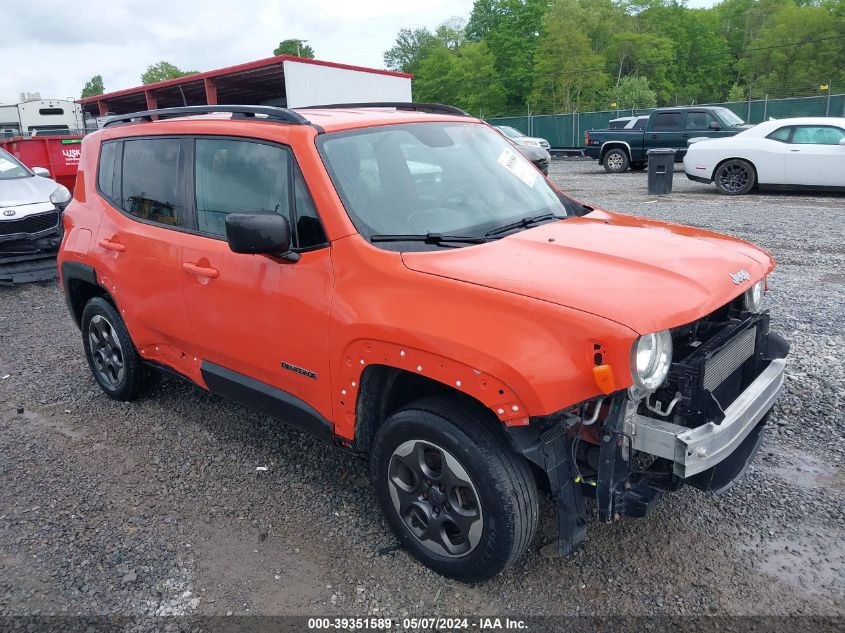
[521,139,541,147]
[744,279,765,312]
[50,184,72,209]
[630,330,673,391]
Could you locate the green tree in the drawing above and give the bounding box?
[604,32,675,103]
[141,61,198,85]
[274,39,315,58]
[737,1,845,96]
[413,42,507,116]
[465,0,550,107]
[727,83,747,102]
[529,0,610,113]
[81,75,104,98]
[384,28,437,73]
[610,75,657,110]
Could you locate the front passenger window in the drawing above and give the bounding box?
[195,139,290,238]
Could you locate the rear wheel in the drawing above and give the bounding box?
[370,398,538,582]
[81,297,157,401]
[714,159,756,195]
[603,148,629,173]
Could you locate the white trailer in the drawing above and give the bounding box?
[0,99,86,137]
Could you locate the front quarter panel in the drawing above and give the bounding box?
[328,236,638,440]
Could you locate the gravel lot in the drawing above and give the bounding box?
[1,160,843,623]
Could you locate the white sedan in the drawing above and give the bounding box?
[684,117,845,195]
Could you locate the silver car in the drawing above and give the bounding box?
[0,148,70,284]
[495,125,551,150]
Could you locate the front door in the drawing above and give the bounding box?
[784,124,845,187]
[178,136,335,424]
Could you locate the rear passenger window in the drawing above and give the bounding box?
[97,141,118,203]
[767,127,792,143]
[652,112,684,131]
[121,139,187,227]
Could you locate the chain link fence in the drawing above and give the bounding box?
[488,94,845,149]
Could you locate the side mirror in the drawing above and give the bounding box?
[32,166,51,177]
[708,121,722,131]
[224,213,300,262]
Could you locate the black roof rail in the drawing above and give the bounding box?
[297,102,471,117]
[102,105,310,128]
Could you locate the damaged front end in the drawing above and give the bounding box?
[509,298,789,556]
[0,208,63,285]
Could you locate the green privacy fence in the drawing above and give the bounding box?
[488,94,845,148]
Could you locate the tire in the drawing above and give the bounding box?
[81,297,156,401]
[714,159,756,195]
[603,148,629,173]
[630,162,646,171]
[370,397,538,582]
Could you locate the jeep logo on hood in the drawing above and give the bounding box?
[729,269,750,285]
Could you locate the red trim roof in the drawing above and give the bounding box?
[78,55,413,105]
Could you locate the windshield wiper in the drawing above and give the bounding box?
[371,233,490,245]
[484,213,566,237]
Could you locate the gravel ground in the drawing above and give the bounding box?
[1,160,843,623]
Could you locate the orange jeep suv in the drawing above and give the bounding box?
[58,103,789,581]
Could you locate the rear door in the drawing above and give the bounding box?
[178,136,335,424]
[92,136,196,377]
[646,111,686,158]
[783,125,845,187]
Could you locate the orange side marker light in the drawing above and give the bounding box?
[592,365,616,394]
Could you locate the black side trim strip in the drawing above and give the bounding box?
[200,361,334,443]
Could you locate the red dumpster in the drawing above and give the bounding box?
[0,134,83,191]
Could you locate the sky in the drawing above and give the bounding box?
[3,0,717,104]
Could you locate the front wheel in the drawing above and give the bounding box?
[603,148,629,173]
[370,398,538,582]
[714,159,756,195]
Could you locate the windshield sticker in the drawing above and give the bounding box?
[0,158,18,172]
[497,148,537,188]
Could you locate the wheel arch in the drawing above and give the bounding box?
[343,341,533,454]
[599,141,632,164]
[61,261,116,329]
[713,156,759,185]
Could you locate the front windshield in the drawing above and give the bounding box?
[497,126,525,139]
[715,108,745,126]
[0,149,31,180]
[318,122,569,238]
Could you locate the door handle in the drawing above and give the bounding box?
[98,239,126,253]
[789,149,801,152]
[182,262,219,279]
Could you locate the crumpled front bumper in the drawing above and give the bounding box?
[628,356,785,479]
[0,232,62,285]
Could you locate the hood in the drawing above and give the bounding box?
[401,210,774,334]
[0,175,58,207]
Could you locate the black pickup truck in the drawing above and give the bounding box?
[584,106,752,173]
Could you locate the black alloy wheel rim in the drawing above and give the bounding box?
[88,314,125,387]
[387,439,483,557]
[718,162,750,193]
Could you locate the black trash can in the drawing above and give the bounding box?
[647,148,675,195]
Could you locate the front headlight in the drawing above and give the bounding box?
[744,279,765,312]
[521,139,541,147]
[630,330,673,391]
[50,184,72,208]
